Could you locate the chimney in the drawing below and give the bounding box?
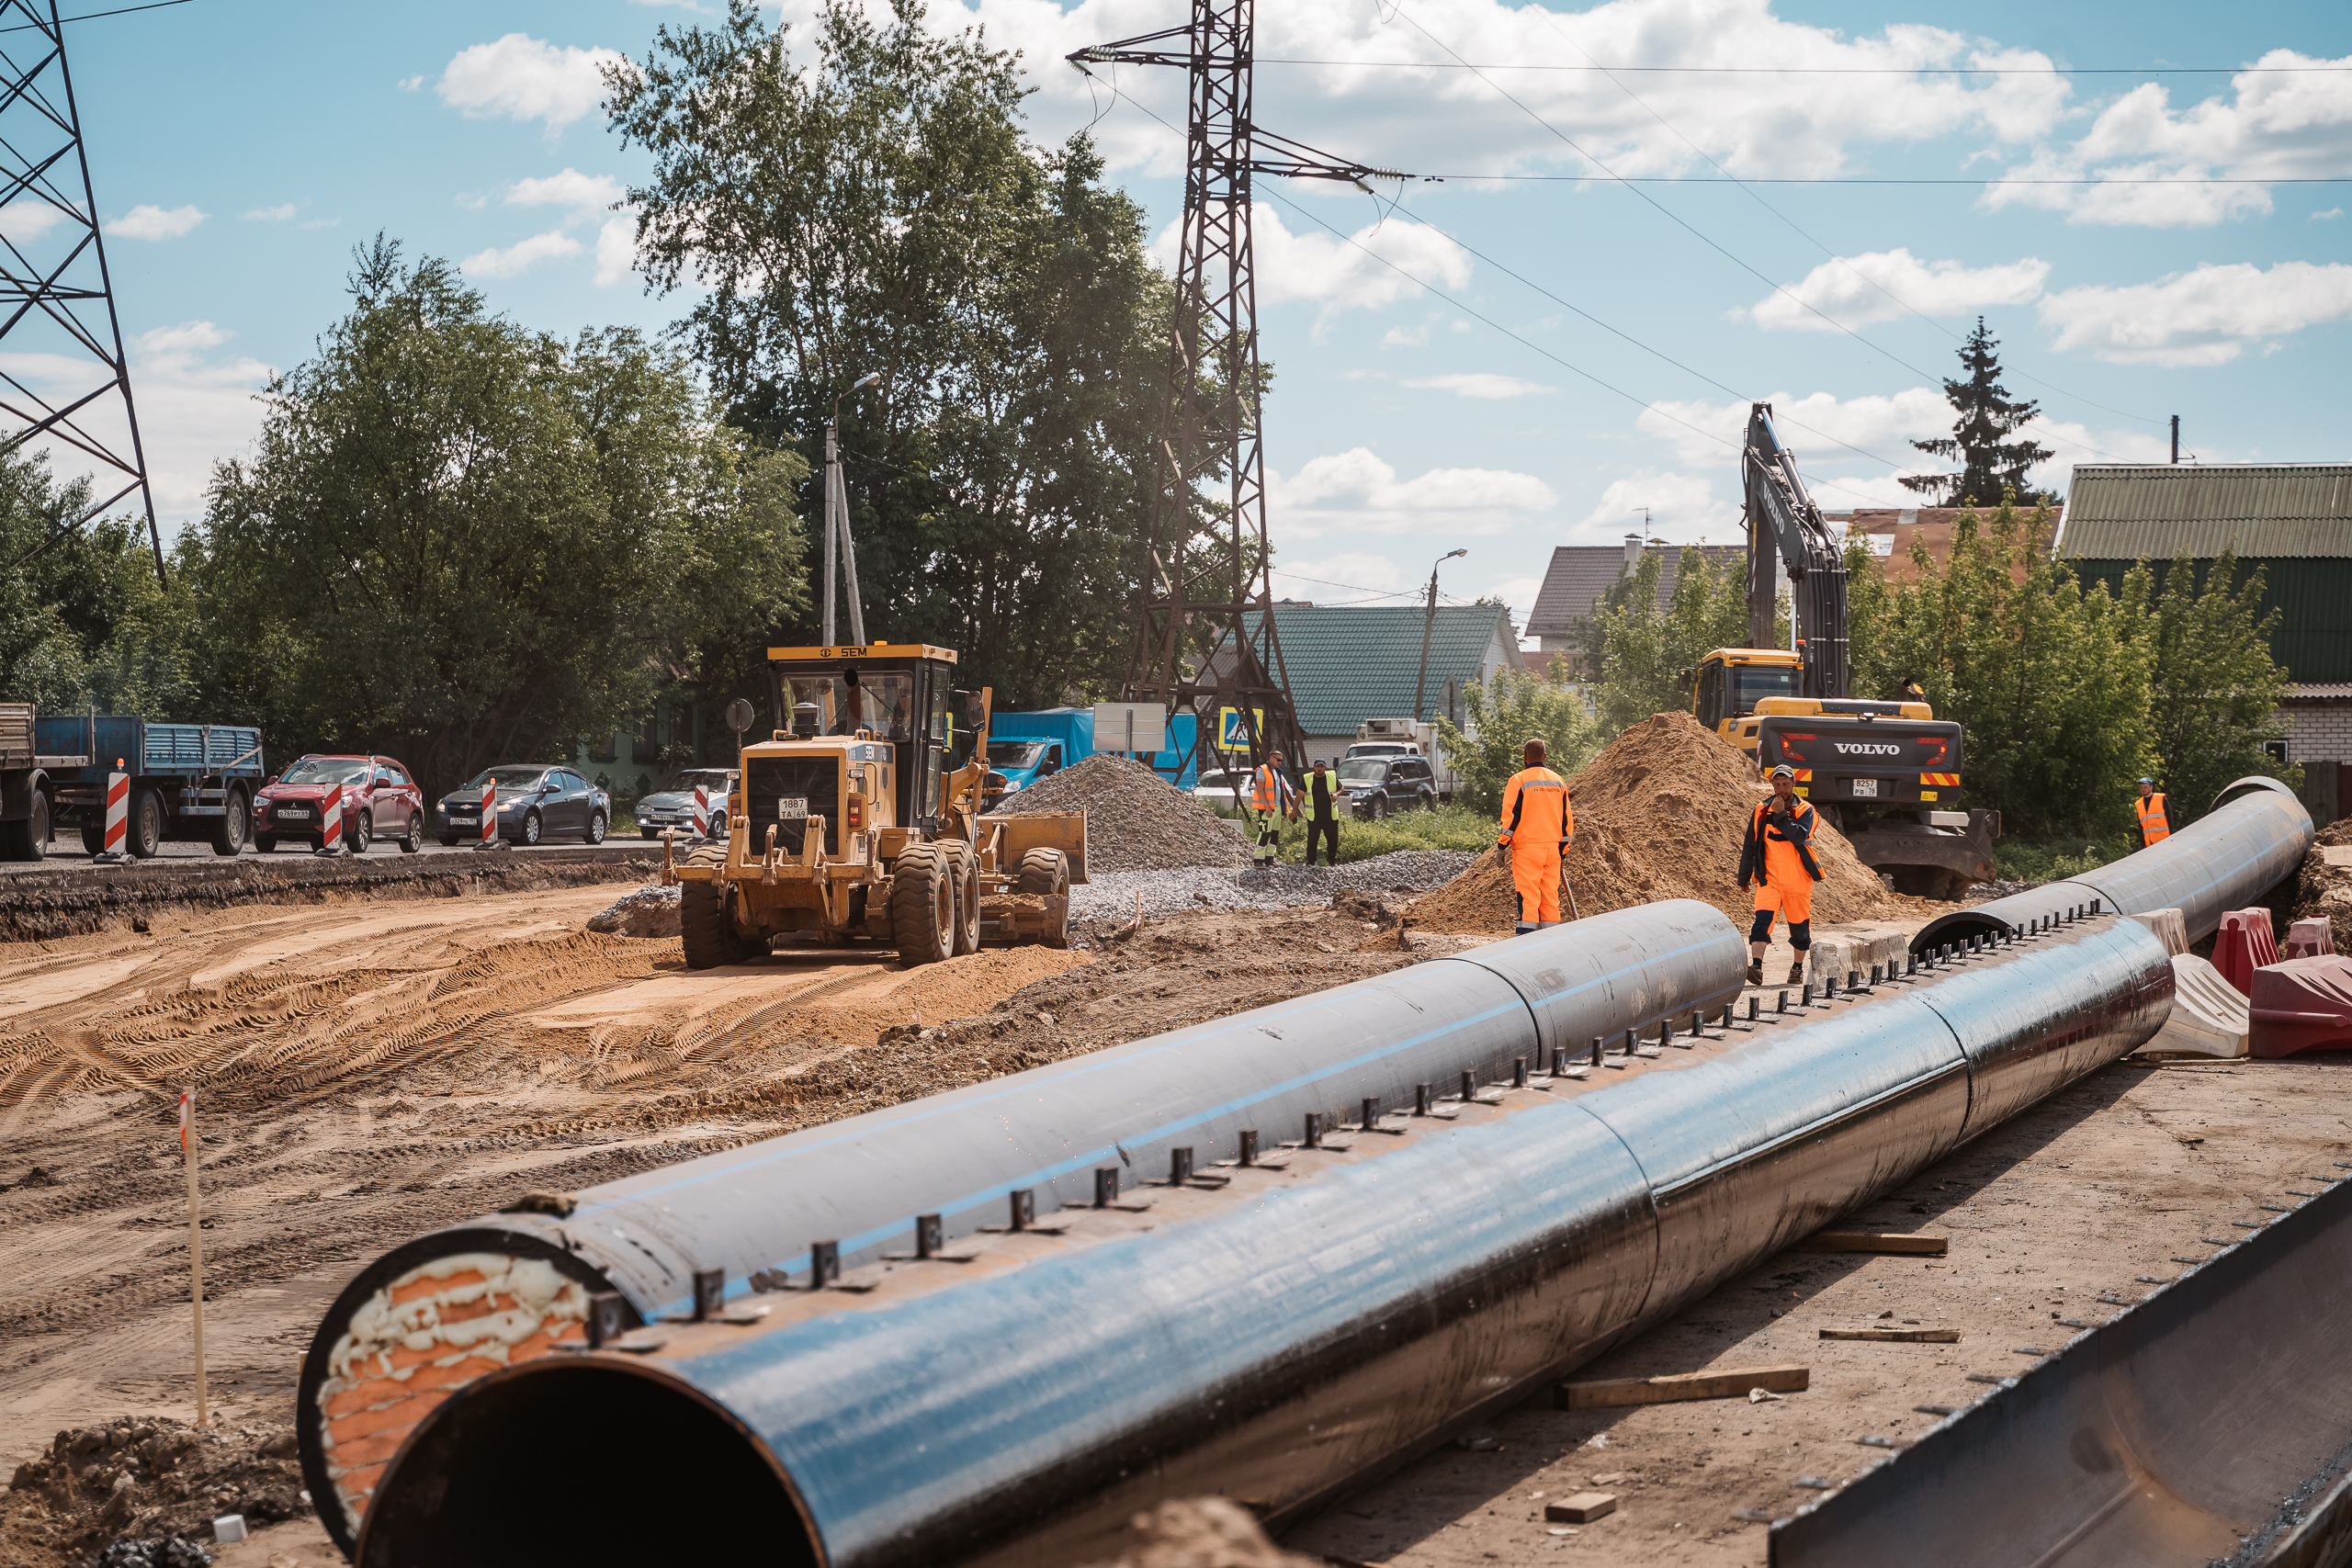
[1623,533,1643,574]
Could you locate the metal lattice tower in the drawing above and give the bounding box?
[1071,11,1396,776]
[0,0,163,581]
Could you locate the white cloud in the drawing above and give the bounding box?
[593,214,640,288]
[1983,50,2352,227]
[2313,208,2345,221]
[241,203,299,223]
[459,230,583,279]
[107,204,205,242]
[1168,205,1467,332]
[1268,446,1555,538]
[1572,470,1731,544]
[1637,388,1950,469]
[1751,249,2051,331]
[398,73,424,92]
[437,35,630,131]
[1402,372,1554,400]
[0,205,66,243]
[506,168,626,211]
[2038,261,2352,367]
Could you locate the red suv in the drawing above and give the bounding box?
[254,754,425,854]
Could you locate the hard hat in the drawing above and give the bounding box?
[1770,764,1796,780]
[2137,776,2154,785]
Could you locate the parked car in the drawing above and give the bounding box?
[254,754,424,853]
[1191,768,1250,812]
[436,765,611,846]
[1335,754,1437,818]
[635,768,738,840]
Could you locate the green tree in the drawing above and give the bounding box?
[2115,550,2292,826]
[609,0,1175,707]
[196,240,806,797]
[1434,655,1602,813]
[1587,546,1753,737]
[1902,319,2054,505]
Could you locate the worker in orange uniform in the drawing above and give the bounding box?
[1250,750,1298,868]
[1739,763,1824,987]
[2135,778,2170,846]
[1496,739,1574,935]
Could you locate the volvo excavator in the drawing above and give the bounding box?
[1683,404,1998,900]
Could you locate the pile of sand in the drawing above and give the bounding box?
[995,754,1247,872]
[1405,711,1911,935]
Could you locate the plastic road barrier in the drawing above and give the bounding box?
[319,784,344,853]
[481,782,495,845]
[692,784,708,839]
[100,771,127,858]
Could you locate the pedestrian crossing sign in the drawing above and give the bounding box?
[1217,706,1267,750]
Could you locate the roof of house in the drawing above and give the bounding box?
[2059,465,2352,559]
[1525,543,1745,637]
[1828,505,2061,585]
[1225,604,1515,739]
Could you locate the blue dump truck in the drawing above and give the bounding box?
[0,705,266,860]
[985,708,1201,804]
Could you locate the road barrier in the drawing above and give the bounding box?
[98,770,127,860]
[480,781,494,846]
[318,784,344,854]
[693,784,708,839]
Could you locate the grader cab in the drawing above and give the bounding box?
[675,642,1087,969]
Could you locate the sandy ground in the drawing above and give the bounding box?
[1282,1043,2352,1568]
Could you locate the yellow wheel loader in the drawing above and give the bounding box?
[675,642,1087,969]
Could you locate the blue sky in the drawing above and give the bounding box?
[43,0,2352,643]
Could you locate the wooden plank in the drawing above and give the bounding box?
[1795,1231,1949,1256]
[1554,1363,1809,1410]
[1819,1326,1960,1343]
[1544,1493,1618,1524]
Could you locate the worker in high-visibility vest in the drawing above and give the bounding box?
[1740,764,1824,987]
[2135,778,2170,846]
[1495,739,1574,934]
[1250,750,1298,867]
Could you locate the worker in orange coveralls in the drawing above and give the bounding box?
[1739,763,1825,987]
[1495,739,1574,936]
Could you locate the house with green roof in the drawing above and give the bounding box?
[1221,603,1521,766]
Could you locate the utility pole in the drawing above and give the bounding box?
[1411,548,1466,723]
[2171,415,2180,465]
[1070,17,1401,781]
[0,0,164,583]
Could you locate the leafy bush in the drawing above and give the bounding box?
[1208,802,1496,863]
[1432,658,1602,814]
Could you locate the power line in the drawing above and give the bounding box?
[1416,174,2352,186]
[0,0,193,32]
[1257,57,2352,75]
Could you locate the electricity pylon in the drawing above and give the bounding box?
[1071,5,1398,778]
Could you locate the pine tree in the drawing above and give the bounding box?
[1903,318,2055,506]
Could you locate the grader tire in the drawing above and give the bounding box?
[891,843,956,967]
[1017,848,1071,949]
[944,841,980,957]
[681,846,756,969]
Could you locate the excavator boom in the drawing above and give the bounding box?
[1742,403,1848,700]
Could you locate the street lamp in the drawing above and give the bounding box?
[822,371,884,646]
[1411,547,1468,724]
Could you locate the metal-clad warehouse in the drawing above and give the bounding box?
[2059,463,2352,819]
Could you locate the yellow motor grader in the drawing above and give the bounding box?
[675,642,1087,968]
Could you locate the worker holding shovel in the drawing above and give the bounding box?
[1739,763,1824,987]
[1497,738,1575,936]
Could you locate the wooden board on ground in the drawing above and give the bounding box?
[1545,1493,1618,1523]
[1820,1325,1960,1343]
[1555,1363,1809,1410]
[1795,1231,1950,1256]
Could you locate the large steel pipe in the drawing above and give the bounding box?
[300,901,1745,1551]
[354,913,2174,1568]
[1914,775,2312,953]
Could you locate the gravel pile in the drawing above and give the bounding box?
[1071,849,1476,923]
[995,754,1248,873]
[586,885,682,937]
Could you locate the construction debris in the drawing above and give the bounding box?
[583,885,682,937]
[2295,821,2352,956]
[1405,712,1917,935]
[996,755,1247,873]
[1555,1364,1809,1410]
[1072,1496,1326,1568]
[0,1416,304,1565]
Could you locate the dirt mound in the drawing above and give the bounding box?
[1075,1497,1324,1568]
[995,754,1247,873]
[1,1416,307,1566]
[2317,816,2352,849]
[2297,835,2352,956]
[1405,711,1912,935]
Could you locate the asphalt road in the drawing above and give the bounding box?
[0,832,676,877]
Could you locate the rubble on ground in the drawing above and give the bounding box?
[584,884,682,937]
[1404,711,1917,936]
[2296,819,2352,955]
[994,755,1247,872]
[1069,851,1475,925]
[0,1416,307,1568]
[1074,1496,1326,1568]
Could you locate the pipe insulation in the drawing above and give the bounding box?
[356,910,2177,1568]
[299,899,1747,1550]
[1914,774,2312,953]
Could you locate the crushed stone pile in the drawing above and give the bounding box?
[1405,710,1913,935]
[995,753,1247,873]
[1069,851,1475,925]
[586,885,682,938]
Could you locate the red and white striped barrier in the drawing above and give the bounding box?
[320,783,345,853]
[692,784,709,840]
[481,781,496,845]
[100,771,128,859]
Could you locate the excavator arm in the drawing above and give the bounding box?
[1742,403,1849,701]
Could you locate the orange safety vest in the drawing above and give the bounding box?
[1250,763,1294,814]
[1497,766,1573,855]
[2136,792,2170,845]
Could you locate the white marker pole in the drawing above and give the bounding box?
[179,1089,209,1427]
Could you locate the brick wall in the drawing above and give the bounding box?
[2281,700,2352,763]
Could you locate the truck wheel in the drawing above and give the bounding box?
[209,791,249,856]
[128,788,164,858]
[1017,848,1070,949]
[890,843,956,966]
[943,841,979,956]
[0,791,48,861]
[81,816,105,856]
[680,847,755,968]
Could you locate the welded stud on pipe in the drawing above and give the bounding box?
[916,1213,943,1258]
[1622,1028,1637,1055]
[692,1269,725,1323]
[1239,1130,1260,1167]
[1361,1097,1380,1133]
[1513,1056,1529,1089]
[1804,981,1816,1006]
[1777,990,1790,1013]
[1170,1147,1193,1185]
[1459,1070,1476,1103]
[810,1240,840,1289]
[1589,1036,1603,1068]
[1747,996,1759,1021]
[1009,1190,1035,1231]
[1414,1083,1432,1116]
[1304,1112,1322,1150]
[1092,1169,1119,1208]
